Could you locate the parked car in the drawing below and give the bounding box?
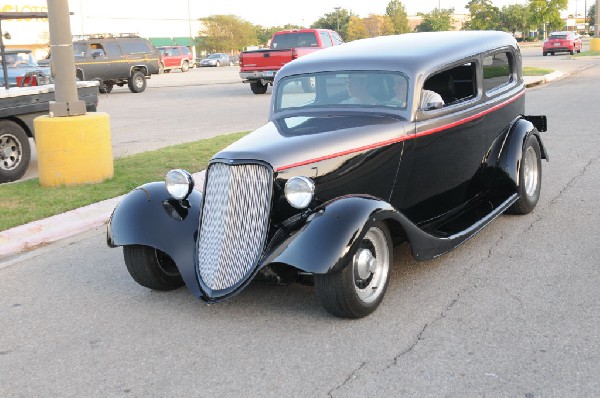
[107,31,548,318]
[198,53,231,67]
[41,34,161,93]
[543,31,582,56]
[0,49,50,87]
[157,45,193,73]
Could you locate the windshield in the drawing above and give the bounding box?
[274,71,409,113]
[209,54,223,59]
[1,51,37,68]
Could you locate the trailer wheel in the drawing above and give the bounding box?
[0,120,31,183]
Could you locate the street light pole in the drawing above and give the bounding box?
[334,7,340,31]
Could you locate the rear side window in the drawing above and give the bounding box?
[105,42,122,57]
[181,47,190,55]
[332,32,344,45]
[483,52,513,93]
[423,62,477,108]
[320,32,333,47]
[120,40,152,54]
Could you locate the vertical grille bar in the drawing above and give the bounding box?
[197,162,272,292]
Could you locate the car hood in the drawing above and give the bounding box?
[213,114,411,174]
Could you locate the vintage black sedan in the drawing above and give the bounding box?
[107,31,548,318]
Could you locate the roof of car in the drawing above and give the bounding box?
[276,31,518,81]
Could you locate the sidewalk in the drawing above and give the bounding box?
[0,73,562,260]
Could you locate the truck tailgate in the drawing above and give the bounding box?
[240,49,292,71]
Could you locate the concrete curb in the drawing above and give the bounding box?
[0,171,205,260]
[0,71,563,260]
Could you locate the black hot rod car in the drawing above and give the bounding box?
[107,31,548,318]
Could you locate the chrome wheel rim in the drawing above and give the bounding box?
[523,146,539,197]
[353,227,389,304]
[0,133,21,171]
[135,75,144,88]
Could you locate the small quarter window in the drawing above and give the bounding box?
[483,52,513,93]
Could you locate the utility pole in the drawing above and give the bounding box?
[335,7,341,31]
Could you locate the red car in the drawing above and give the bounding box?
[543,31,582,56]
[157,46,193,72]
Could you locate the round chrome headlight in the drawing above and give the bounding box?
[165,169,194,200]
[284,176,315,209]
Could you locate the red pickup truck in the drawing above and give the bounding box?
[239,28,343,94]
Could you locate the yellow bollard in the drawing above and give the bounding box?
[591,38,600,52]
[34,112,113,187]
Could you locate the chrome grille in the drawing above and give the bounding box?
[197,162,272,292]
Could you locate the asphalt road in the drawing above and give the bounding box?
[2,48,600,396]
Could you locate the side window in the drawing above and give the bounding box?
[483,52,513,93]
[120,40,152,54]
[332,32,344,45]
[422,62,477,109]
[172,48,181,56]
[181,47,190,55]
[320,32,333,47]
[89,43,106,57]
[104,42,122,57]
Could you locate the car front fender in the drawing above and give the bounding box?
[262,195,399,275]
[107,182,203,297]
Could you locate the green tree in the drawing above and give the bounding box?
[386,0,411,34]
[500,4,532,36]
[464,0,500,30]
[200,15,257,52]
[311,8,356,40]
[528,0,569,39]
[416,8,455,32]
[346,16,368,41]
[587,4,595,27]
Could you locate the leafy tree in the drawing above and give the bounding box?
[500,4,532,36]
[386,0,411,34]
[464,0,501,30]
[200,15,257,52]
[346,16,368,41]
[311,8,356,40]
[363,14,395,37]
[416,8,455,32]
[588,4,596,27]
[528,0,569,38]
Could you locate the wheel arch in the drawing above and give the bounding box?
[107,182,203,297]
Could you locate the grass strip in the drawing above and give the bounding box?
[0,131,247,231]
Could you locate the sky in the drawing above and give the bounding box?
[2,0,590,47]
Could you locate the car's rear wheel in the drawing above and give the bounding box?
[181,60,189,72]
[0,120,31,183]
[250,81,268,94]
[128,71,147,93]
[314,222,392,318]
[123,245,184,290]
[543,52,547,56]
[507,134,542,215]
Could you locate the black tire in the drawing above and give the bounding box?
[128,71,147,93]
[314,221,392,318]
[543,52,547,56]
[250,81,268,94]
[123,245,184,291]
[0,120,31,183]
[215,61,221,67]
[507,134,542,215]
[164,69,171,73]
[100,81,114,94]
[181,60,189,72]
[569,50,574,55]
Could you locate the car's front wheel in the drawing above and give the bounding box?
[315,222,392,318]
[128,71,147,93]
[0,120,31,183]
[123,245,184,290]
[507,134,542,215]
